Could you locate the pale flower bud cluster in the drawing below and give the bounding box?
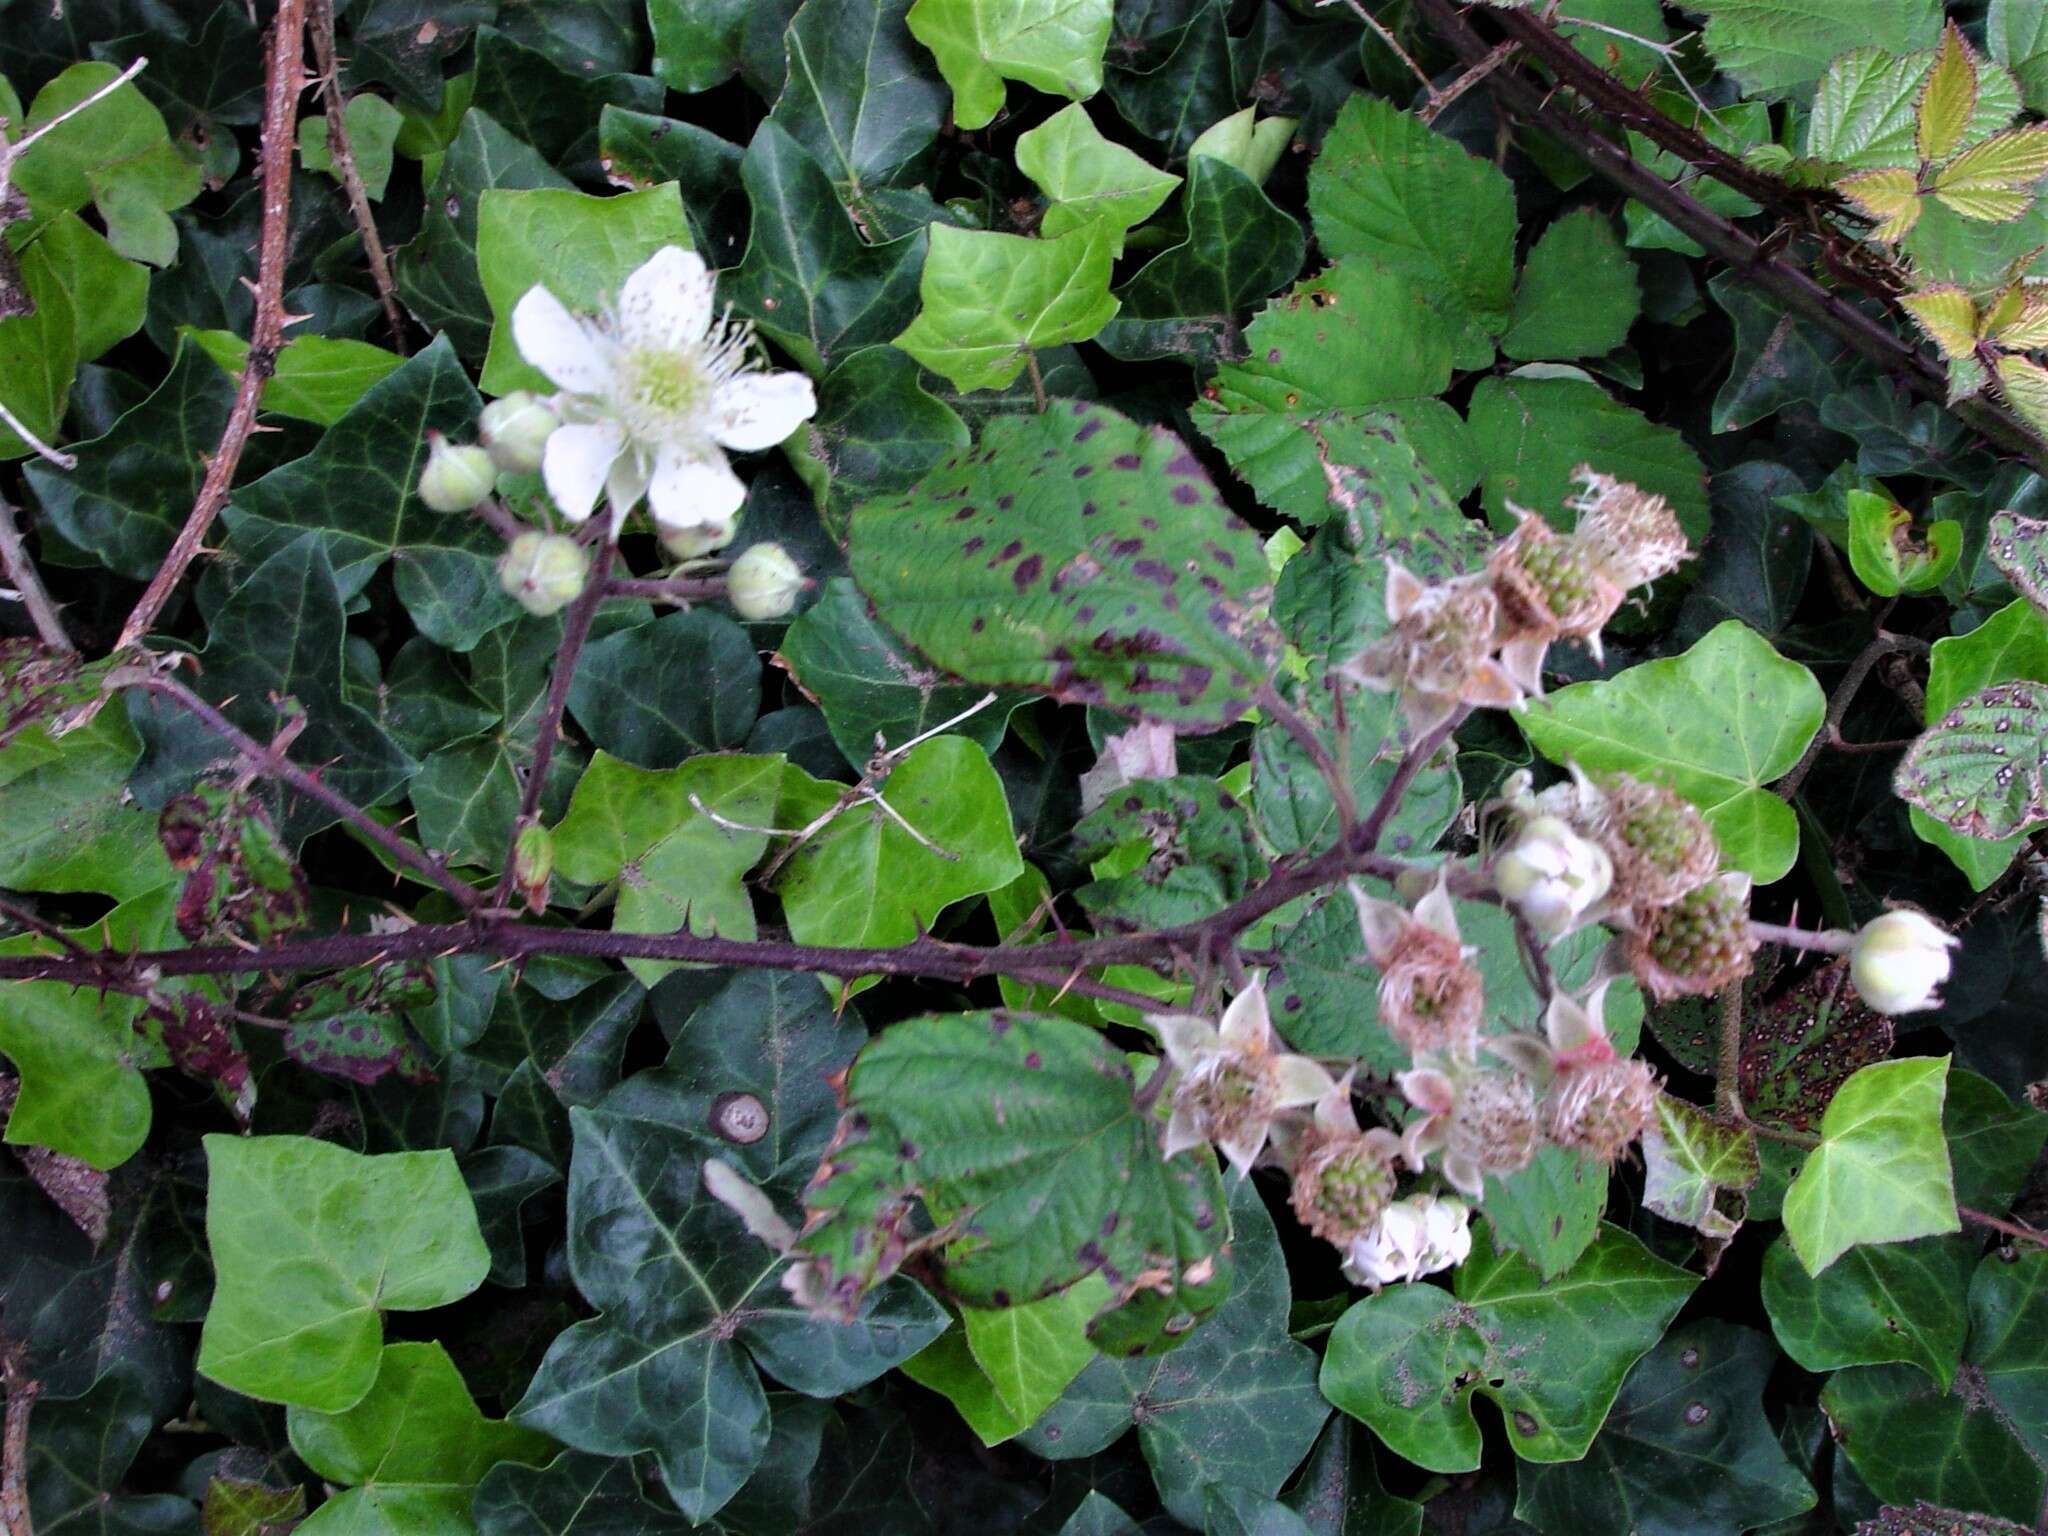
[1850,909,1958,1014]
[1342,1192,1471,1290]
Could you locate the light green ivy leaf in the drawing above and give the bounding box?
[906,0,1115,131]
[893,222,1118,392]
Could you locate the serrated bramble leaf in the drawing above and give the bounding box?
[1917,23,1981,163]
[1838,165,1924,241]
[1996,352,2048,433]
[1896,678,2048,838]
[849,401,1281,730]
[1987,284,2048,346]
[794,1010,1234,1340]
[1683,0,1943,97]
[906,0,1114,131]
[1781,1057,1959,1276]
[1899,285,1982,358]
[893,222,1118,391]
[1931,183,2035,222]
[1987,508,2048,607]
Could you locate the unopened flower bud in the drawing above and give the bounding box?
[727,542,804,621]
[478,391,560,474]
[498,531,588,617]
[417,435,496,512]
[1494,814,1613,936]
[512,822,553,913]
[661,516,738,560]
[1850,910,1958,1015]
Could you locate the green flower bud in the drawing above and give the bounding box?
[478,391,560,474]
[498,531,589,617]
[513,822,554,914]
[660,516,738,560]
[417,436,496,512]
[727,542,804,621]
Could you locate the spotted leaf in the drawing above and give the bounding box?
[1896,679,2048,838]
[849,400,1282,732]
[1987,508,2048,610]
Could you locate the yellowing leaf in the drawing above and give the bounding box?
[1899,284,1982,357]
[1997,352,2048,433]
[1989,282,2048,347]
[1917,22,1981,162]
[1932,183,2035,221]
[1838,165,1924,240]
[1934,122,2048,193]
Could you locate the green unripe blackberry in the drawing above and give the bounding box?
[1639,876,1754,997]
[1291,1134,1398,1245]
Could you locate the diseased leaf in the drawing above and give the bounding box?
[1319,1223,1696,1472]
[849,400,1281,731]
[1897,679,2048,840]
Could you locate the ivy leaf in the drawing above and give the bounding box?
[1684,0,1942,96]
[511,1104,944,1522]
[849,401,1282,731]
[597,106,750,265]
[196,1135,491,1412]
[900,1281,1110,1444]
[1193,261,1480,507]
[893,223,1118,392]
[24,339,234,580]
[1466,373,1710,540]
[221,335,518,651]
[566,610,762,769]
[153,534,417,827]
[776,576,1026,770]
[1760,1232,1975,1386]
[631,966,867,1195]
[476,182,695,397]
[905,0,1115,131]
[1016,1180,1330,1527]
[476,1451,696,1536]
[1096,154,1307,366]
[790,345,971,536]
[26,1371,197,1535]
[394,110,573,360]
[184,330,405,427]
[1517,621,1824,883]
[792,1010,1233,1345]
[1103,0,1236,160]
[1307,93,1516,366]
[1898,679,2048,841]
[1823,1355,2045,1523]
[469,26,662,180]
[1015,103,1181,252]
[1782,1057,1960,1275]
[11,61,202,265]
[285,1342,554,1536]
[1946,1068,2048,1210]
[464,972,645,1109]
[1280,1416,1425,1536]
[550,752,783,986]
[0,889,174,1169]
[298,94,403,201]
[1502,211,1641,362]
[772,0,948,216]
[776,736,1025,952]
[0,238,78,462]
[1511,1322,1816,1536]
[1968,1248,2048,1466]
[1318,1223,1696,1473]
[648,0,802,94]
[719,122,928,379]
[1640,1093,1760,1247]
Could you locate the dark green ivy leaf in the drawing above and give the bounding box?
[566,609,763,769]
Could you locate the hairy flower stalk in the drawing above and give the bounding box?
[511,246,817,541]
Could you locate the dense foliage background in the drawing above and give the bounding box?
[2,1,2048,1534]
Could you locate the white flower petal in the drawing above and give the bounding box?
[541,420,625,524]
[1442,1153,1486,1201]
[1272,1052,1336,1108]
[712,370,818,451]
[646,443,747,530]
[1218,1123,1268,1176]
[1218,979,1273,1053]
[1162,1102,1210,1161]
[1149,1013,1220,1070]
[513,286,613,394]
[615,245,713,351]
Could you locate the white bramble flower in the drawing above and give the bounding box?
[511,246,817,540]
[1153,977,1335,1176]
[1350,873,1485,1058]
[1850,909,1959,1015]
[1343,1192,1471,1290]
[1492,813,1614,937]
